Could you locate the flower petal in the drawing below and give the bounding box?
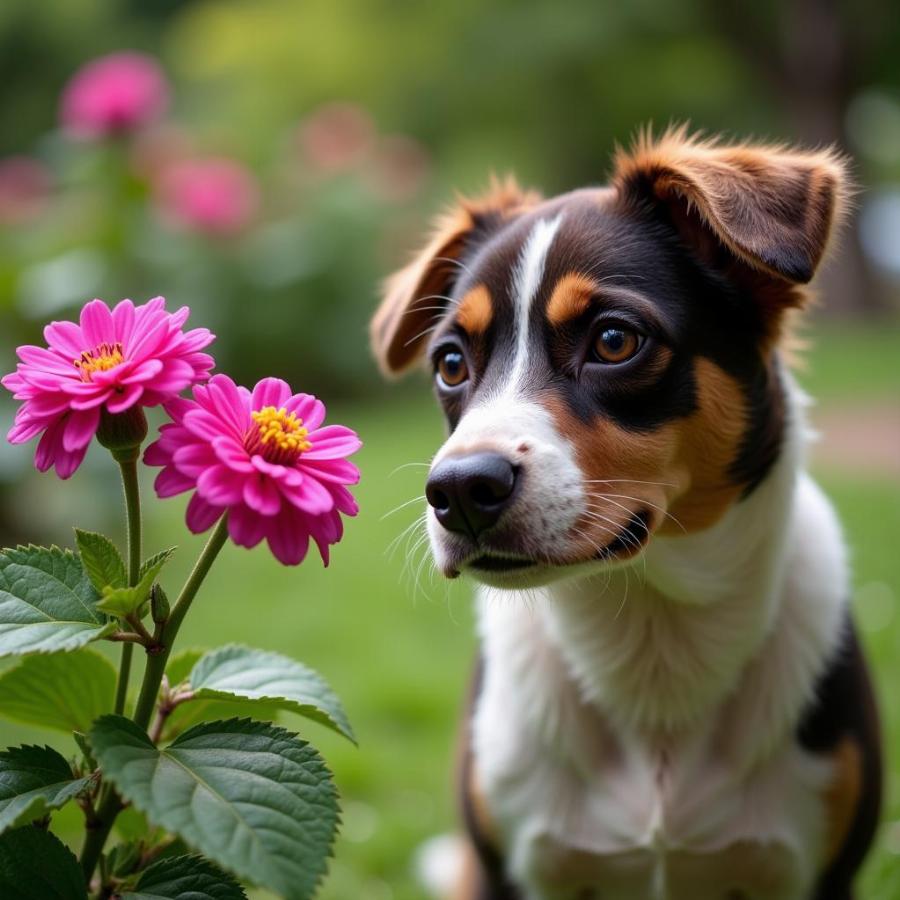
[286,394,326,431]
[185,493,224,533]
[265,506,310,566]
[212,435,254,473]
[243,474,282,515]
[305,425,362,459]
[43,320,85,358]
[154,465,195,498]
[62,406,100,452]
[227,503,268,549]
[250,377,292,411]
[105,383,143,414]
[79,299,115,347]
[279,472,334,515]
[197,464,246,505]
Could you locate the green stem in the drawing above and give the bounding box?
[80,517,229,886]
[81,453,144,885]
[132,516,230,730]
[113,455,142,717]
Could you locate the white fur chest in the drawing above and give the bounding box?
[471,474,848,900]
[473,660,831,900]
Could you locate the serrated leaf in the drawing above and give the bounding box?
[90,716,339,900]
[161,650,282,741]
[189,645,355,743]
[0,746,91,835]
[97,551,171,618]
[0,649,116,733]
[74,529,126,593]
[121,854,247,899]
[0,545,115,656]
[0,825,87,899]
[138,548,175,582]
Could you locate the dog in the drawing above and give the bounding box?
[371,127,882,900]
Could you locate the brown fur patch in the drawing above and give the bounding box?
[541,356,747,560]
[546,273,600,326]
[664,358,747,532]
[371,176,540,376]
[456,284,494,335]
[823,736,863,866]
[612,125,849,288]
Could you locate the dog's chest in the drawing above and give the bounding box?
[471,604,833,900]
[474,698,830,900]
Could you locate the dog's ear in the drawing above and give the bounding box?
[372,177,539,376]
[612,126,849,290]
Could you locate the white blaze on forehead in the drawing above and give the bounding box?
[507,214,563,389]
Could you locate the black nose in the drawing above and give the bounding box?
[426,452,518,539]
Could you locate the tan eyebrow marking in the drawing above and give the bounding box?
[546,273,600,326]
[456,284,494,334]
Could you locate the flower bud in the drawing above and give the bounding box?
[151,583,170,624]
[96,406,148,460]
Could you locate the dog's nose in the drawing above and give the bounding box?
[426,452,518,538]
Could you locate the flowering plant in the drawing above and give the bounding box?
[0,297,360,899]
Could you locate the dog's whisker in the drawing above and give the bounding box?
[380,494,426,521]
[388,461,432,478]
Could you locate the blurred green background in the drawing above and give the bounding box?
[0,1,899,898]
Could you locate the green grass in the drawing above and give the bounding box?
[0,323,898,898]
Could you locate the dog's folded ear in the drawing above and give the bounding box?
[371,177,539,376]
[612,126,850,288]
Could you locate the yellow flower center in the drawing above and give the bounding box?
[74,342,125,381]
[245,406,311,463]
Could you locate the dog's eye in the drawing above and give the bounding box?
[592,327,642,364]
[436,350,469,388]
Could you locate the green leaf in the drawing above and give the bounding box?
[121,854,247,900]
[165,649,204,687]
[74,529,126,593]
[0,649,116,733]
[160,650,281,741]
[0,545,115,656]
[90,716,339,900]
[0,825,87,899]
[97,551,171,618]
[189,645,355,743]
[138,548,175,582]
[0,746,91,835]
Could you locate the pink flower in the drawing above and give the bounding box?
[60,52,169,139]
[296,102,374,173]
[0,156,52,225]
[155,158,259,236]
[144,375,361,566]
[2,298,214,478]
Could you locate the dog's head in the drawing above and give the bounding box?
[372,128,847,587]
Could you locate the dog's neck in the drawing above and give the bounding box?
[478,377,846,754]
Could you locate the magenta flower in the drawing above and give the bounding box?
[2,298,214,478]
[144,375,361,566]
[155,158,259,236]
[0,156,52,225]
[60,52,169,140]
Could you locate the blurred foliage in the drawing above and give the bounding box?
[2,0,900,404]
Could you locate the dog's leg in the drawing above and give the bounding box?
[454,656,521,900]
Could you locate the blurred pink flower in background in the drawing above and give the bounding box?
[296,102,375,173]
[155,157,260,236]
[0,156,52,224]
[60,52,169,140]
[145,374,361,566]
[2,297,214,478]
[365,134,430,202]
